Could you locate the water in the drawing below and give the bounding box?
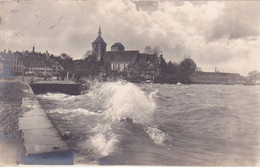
[33,81,260,166]
[1,80,258,166]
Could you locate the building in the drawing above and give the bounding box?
[90,28,159,78]
[12,53,24,74]
[92,27,107,63]
[46,57,64,76]
[104,42,159,78]
[21,47,65,77]
[189,71,246,85]
[22,55,53,77]
[0,50,24,79]
[18,47,53,77]
[105,50,139,71]
[0,47,64,78]
[111,42,125,51]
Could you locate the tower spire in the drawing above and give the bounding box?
[98,26,102,36]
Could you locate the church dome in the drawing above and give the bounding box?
[111,42,125,51]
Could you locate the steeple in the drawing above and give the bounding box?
[92,26,107,63]
[32,46,35,53]
[98,26,102,36]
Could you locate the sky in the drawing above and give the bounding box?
[0,0,259,76]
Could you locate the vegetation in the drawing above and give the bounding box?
[247,70,260,84]
[178,58,197,83]
[52,46,198,84]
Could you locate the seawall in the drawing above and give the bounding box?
[17,80,73,165]
[30,83,81,95]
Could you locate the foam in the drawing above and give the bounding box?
[99,81,156,125]
[81,124,120,157]
[37,93,76,101]
[37,81,157,125]
[48,107,99,116]
[146,126,170,145]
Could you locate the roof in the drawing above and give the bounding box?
[192,71,242,77]
[92,35,107,45]
[111,42,125,51]
[137,53,149,64]
[22,56,52,68]
[136,53,158,64]
[104,50,139,64]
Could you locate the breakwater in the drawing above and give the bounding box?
[30,83,81,95]
[0,79,73,165]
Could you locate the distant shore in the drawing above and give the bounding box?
[4,74,259,86]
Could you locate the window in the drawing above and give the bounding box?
[111,64,114,70]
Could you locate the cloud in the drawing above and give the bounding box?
[205,1,260,41]
[0,0,259,75]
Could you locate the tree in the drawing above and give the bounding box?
[59,53,73,72]
[71,58,100,77]
[247,70,260,83]
[153,46,163,56]
[144,45,163,56]
[85,54,97,62]
[159,55,167,76]
[167,61,179,76]
[179,58,197,74]
[179,58,197,83]
[83,50,93,60]
[144,46,153,54]
[60,53,72,60]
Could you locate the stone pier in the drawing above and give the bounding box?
[18,83,73,165]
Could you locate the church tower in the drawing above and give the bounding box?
[92,27,107,63]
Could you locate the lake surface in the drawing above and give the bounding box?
[34,81,260,166]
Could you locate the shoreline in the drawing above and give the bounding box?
[3,75,259,86]
[0,79,30,165]
[0,78,73,165]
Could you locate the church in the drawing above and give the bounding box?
[91,27,158,74]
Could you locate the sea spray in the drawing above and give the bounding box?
[82,123,120,157]
[101,81,156,125]
[37,80,175,159]
[81,81,161,156]
[38,80,157,124]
